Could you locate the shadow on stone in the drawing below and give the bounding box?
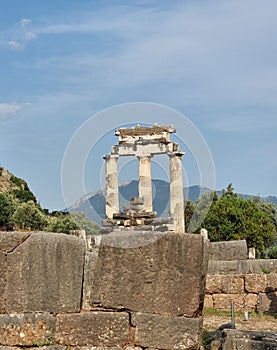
[202,323,235,349]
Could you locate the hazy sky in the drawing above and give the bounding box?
[0,0,276,210]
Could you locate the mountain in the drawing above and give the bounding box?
[69,179,277,225]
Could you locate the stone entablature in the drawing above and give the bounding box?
[104,124,185,233]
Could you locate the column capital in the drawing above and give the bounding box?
[137,154,153,159]
[168,151,185,158]
[103,154,119,160]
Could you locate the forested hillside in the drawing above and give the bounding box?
[0,165,99,234]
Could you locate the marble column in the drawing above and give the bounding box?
[104,155,119,220]
[138,155,153,212]
[169,152,185,233]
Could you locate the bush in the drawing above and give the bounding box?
[0,193,16,228]
[268,246,277,259]
[12,201,47,230]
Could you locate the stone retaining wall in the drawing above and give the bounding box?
[205,243,277,312]
[205,272,277,312]
[0,231,209,350]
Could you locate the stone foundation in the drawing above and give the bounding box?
[0,231,209,350]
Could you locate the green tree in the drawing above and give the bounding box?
[12,200,47,230]
[0,192,16,227]
[70,212,100,235]
[252,196,277,232]
[267,246,277,259]
[184,200,195,230]
[45,214,79,234]
[201,185,275,254]
[187,190,216,233]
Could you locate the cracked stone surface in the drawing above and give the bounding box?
[5,232,85,313]
[89,231,209,317]
[0,232,30,312]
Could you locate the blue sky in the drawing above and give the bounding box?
[0,0,276,211]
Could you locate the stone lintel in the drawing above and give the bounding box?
[111,142,179,157]
[115,125,176,138]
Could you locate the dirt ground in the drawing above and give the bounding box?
[203,312,277,332]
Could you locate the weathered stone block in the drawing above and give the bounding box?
[6,232,85,313]
[245,274,268,293]
[89,231,209,316]
[267,273,277,291]
[220,329,277,350]
[213,294,245,311]
[0,313,55,346]
[206,274,244,294]
[209,240,247,261]
[259,292,277,313]
[0,232,30,312]
[239,259,277,274]
[0,347,64,350]
[134,313,202,350]
[205,275,222,294]
[221,275,244,294]
[0,232,30,253]
[208,260,239,274]
[0,253,6,313]
[203,295,213,309]
[208,260,277,275]
[56,312,129,347]
[244,293,258,311]
[72,348,123,350]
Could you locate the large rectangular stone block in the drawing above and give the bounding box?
[245,274,268,293]
[238,260,277,274]
[244,293,258,311]
[0,232,30,313]
[0,313,55,346]
[213,294,245,311]
[208,260,239,274]
[0,253,6,313]
[134,313,202,350]
[56,312,129,347]
[209,240,247,261]
[221,329,277,350]
[89,231,209,317]
[206,274,244,294]
[221,275,244,293]
[208,260,277,275]
[6,232,85,313]
[259,292,277,313]
[267,273,277,291]
[0,232,30,253]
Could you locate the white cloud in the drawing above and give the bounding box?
[8,40,21,49]
[0,103,29,119]
[18,18,32,28]
[5,18,37,50]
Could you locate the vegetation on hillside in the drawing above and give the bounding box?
[0,165,99,234]
[186,184,277,256]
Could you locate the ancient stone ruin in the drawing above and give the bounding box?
[0,124,211,349]
[102,124,185,233]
